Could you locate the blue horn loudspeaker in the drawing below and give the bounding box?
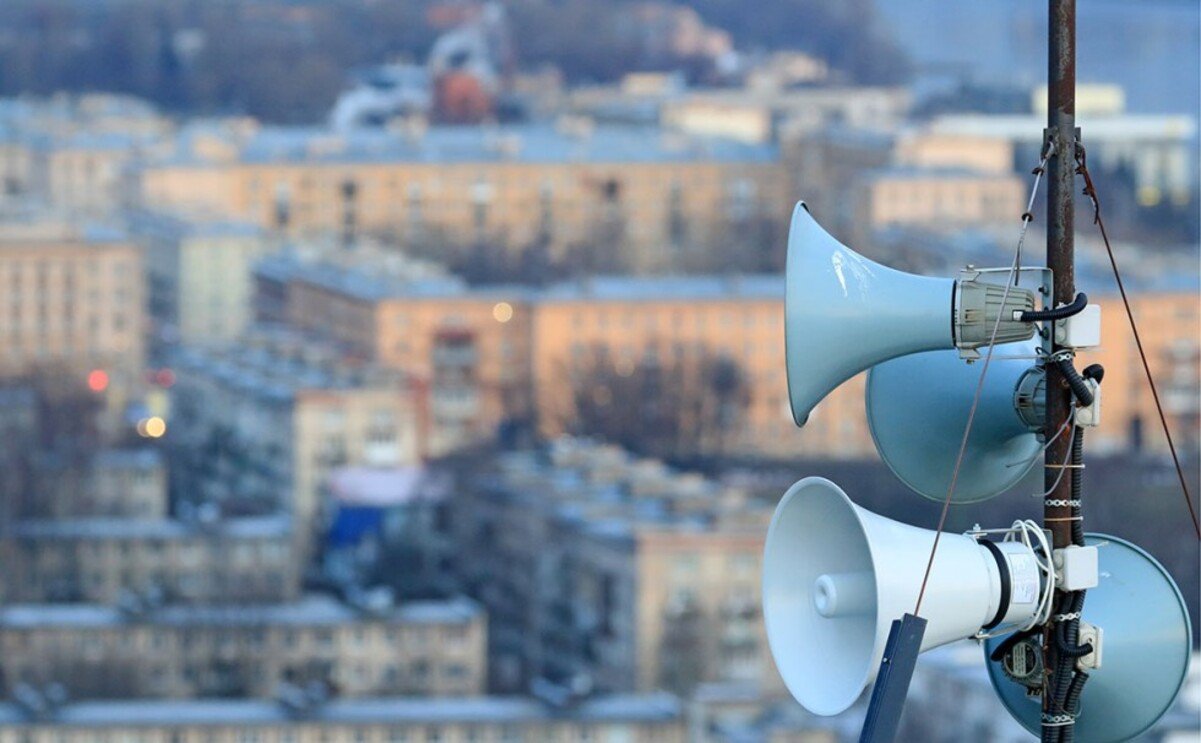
[985,534,1192,743]
[866,339,1045,503]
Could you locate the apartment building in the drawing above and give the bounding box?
[138,124,789,273]
[926,111,1197,207]
[0,224,144,381]
[1083,292,1201,454]
[852,167,1025,236]
[29,448,166,520]
[256,256,534,454]
[0,515,297,605]
[130,211,275,346]
[532,275,823,457]
[0,596,485,700]
[0,693,685,743]
[445,439,778,696]
[258,264,869,459]
[168,331,423,552]
[0,94,170,214]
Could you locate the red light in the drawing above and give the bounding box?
[155,369,176,388]
[87,369,109,393]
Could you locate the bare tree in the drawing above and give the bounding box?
[562,344,750,459]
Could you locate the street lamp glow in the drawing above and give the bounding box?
[143,417,167,438]
[492,302,514,323]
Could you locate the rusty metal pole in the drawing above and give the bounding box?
[1045,0,1076,544]
[1044,0,1076,738]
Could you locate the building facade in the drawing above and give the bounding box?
[0,225,144,381]
[258,266,874,460]
[168,332,423,554]
[138,124,789,274]
[0,693,685,743]
[444,439,778,696]
[28,448,167,520]
[131,211,274,346]
[1,516,297,605]
[0,596,485,700]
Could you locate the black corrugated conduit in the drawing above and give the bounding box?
[1020,292,1088,323]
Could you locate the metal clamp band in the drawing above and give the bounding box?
[978,540,1011,631]
[1044,499,1081,508]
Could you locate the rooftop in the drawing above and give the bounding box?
[171,328,411,400]
[0,692,682,727]
[0,595,482,629]
[259,256,783,305]
[864,165,1020,182]
[9,515,290,541]
[480,438,769,543]
[539,274,784,303]
[160,123,778,167]
[928,112,1197,141]
[126,209,264,241]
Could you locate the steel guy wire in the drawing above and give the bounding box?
[913,150,1051,617]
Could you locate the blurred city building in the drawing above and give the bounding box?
[0,223,144,381]
[0,595,485,699]
[255,265,872,459]
[0,692,685,742]
[128,211,274,347]
[851,167,1024,243]
[0,95,170,218]
[569,80,911,139]
[925,110,1196,207]
[1,513,296,605]
[434,438,780,698]
[255,256,526,455]
[319,466,453,600]
[30,448,167,520]
[136,123,788,274]
[168,331,423,556]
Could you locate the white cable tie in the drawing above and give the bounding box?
[1053,612,1082,622]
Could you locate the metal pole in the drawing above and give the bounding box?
[1044,0,1076,737]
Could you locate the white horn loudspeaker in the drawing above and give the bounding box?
[762,477,1045,716]
[785,201,1038,425]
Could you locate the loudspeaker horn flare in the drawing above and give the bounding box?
[784,201,1037,425]
[763,477,1043,716]
[866,339,1045,503]
[985,534,1192,743]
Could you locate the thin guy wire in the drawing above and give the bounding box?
[913,153,1050,616]
[1076,147,1201,540]
[1038,424,1078,498]
[1007,413,1073,469]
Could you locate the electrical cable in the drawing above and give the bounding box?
[1076,143,1200,540]
[1039,424,1079,499]
[1003,519,1057,631]
[1019,292,1088,322]
[1070,426,1086,546]
[1052,354,1094,407]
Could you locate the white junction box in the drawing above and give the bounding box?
[1054,544,1099,591]
[1077,621,1103,670]
[1076,379,1102,427]
[1055,303,1102,349]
